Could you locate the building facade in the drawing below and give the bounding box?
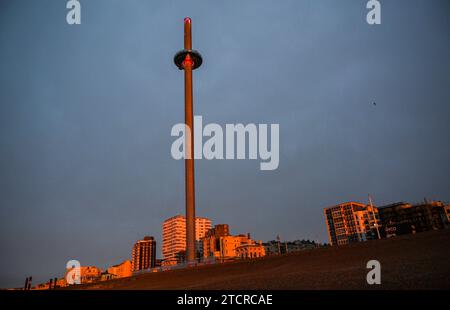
[65,266,102,284]
[202,224,230,258]
[202,226,266,260]
[100,272,117,281]
[219,235,249,258]
[107,260,132,278]
[162,215,212,265]
[378,201,449,237]
[236,241,266,259]
[131,236,156,271]
[324,202,381,246]
[263,239,318,255]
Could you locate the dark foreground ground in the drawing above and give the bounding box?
[76,229,450,290]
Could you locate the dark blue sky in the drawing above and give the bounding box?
[1,0,449,288]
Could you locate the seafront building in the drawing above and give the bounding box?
[324,202,380,246]
[324,200,449,245]
[162,215,212,265]
[378,200,449,236]
[201,225,265,260]
[131,236,157,271]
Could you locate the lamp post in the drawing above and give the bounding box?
[368,194,381,239]
[174,17,203,262]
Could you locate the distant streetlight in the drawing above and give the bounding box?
[368,194,381,239]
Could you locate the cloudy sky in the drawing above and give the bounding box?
[0,0,449,288]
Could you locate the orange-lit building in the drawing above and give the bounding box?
[64,266,102,284]
[202,225,266,260]
[219,235,248,257]
[236,240,266,259]
[162,215,211,265]
[80,266,102,283]
[202,224,230,258]
[324,202,381,246]
[25,277,67,290]
[132,236,156,271]
[222,235,266,259]
[100,272,117,281]
[107,259,132,278]
[55,278,67,288]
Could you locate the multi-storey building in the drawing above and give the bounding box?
[131,236,156,271]
[324,202,380,246]
[236,240,266,259]
[202,224,230,258]
[378,200,449,237]
[202,226,266,260]
[219,234,250,258]
[162,215,212,265]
